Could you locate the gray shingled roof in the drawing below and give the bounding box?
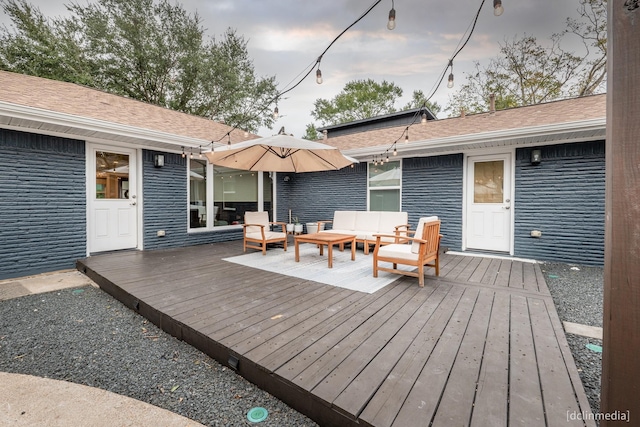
[324,94,606,157]
[0,71,257,150]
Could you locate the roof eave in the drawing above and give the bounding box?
[0,101,210,152]
[344,118,607,159]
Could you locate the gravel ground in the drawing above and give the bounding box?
[0,262,604,425]
[0,285,317,427]
[541,262,604,415]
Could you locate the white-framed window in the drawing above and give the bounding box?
[188,159,274,230]
[368,159,402,211]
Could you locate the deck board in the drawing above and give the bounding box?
[77,241,595,427]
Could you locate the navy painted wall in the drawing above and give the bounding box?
[276,155,463,250]
[402,154,464,251]
[141,150,241,250]
[276,163,368,226]
[514,141,605,265]
[0,129,86,280]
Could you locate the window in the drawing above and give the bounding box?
[368,160,401,211]
[96,151,130,199]
[188,161,274,230]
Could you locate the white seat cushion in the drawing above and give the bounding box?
[411,216,438,254]
[246,231,286,241]
[378,244,418,262]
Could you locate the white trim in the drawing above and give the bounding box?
[446,251,538,264]
[463,151,515,255]
[0,101,207,151]
[345,118,606,159]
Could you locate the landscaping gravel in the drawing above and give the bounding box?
[0,262,604,425]
[0,285,318,427]
[541,262,604,415]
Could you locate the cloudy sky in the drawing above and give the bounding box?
[1,0,589,137]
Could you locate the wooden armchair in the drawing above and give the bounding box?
[242,212,288,255]
[373,217,441,287]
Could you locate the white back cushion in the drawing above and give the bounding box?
[411,216,438,253]
[356,211,380,232]
[377,212,408,233]
[333,211,357,230]
[245,211,269,234]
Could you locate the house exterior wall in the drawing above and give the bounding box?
[402,154,464,252]
[276,164,368,227]
[0,129,86,280]
[141,150,241,250]
[514,141,605,265]
[277,144,604,266]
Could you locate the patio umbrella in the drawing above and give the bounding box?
[204,134,356,173]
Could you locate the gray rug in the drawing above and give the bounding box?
[223,243,414,294]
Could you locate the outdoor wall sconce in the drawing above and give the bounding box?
[531,149,542,165]
[154,154,165,168]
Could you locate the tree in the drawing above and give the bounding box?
[0,0,95,85]
[311,79,403,127]
[446,34,582,115]
[302,123,320,141]
[0,0,278,132]
[402,90,442,116]
[445,0,606,115]
[564,0,607,96]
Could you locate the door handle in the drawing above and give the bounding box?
[503,205,510,210]
[130,201,137,206]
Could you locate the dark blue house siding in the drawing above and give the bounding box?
[141,150,241,250]
[514,141,605,265]
[276,164,368,226]
[402,155,464,252]
[275,155,464,251]
[0,129,86,280]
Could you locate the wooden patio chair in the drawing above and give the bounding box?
[242,211,288,255]
[373,217,441,287]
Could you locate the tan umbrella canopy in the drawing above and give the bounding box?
[205,134,356,173]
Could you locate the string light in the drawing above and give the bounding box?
[387,0,396,30]
[199,146,203,158]
[181,146,186,158]
[370,0,501,164]
[273,105,279,119]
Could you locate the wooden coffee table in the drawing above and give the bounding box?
[294,233,356,268]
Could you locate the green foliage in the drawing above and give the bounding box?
[302,123,320,141]
[0,0,278,132]
[311,79,403,126]
[445,0,606,116]
[401,90,441,116]
[446,34,582,115]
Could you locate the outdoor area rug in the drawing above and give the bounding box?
[222,243,414,294]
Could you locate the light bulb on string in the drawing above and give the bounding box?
[387,1,396,30]
[493,0,504,16]
[421,112,427,124]
[447,60,454,89]
[181,146,186,158]
[316,68,323,84]
[273,105,279,119]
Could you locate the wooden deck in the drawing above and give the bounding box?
[77,241,595,427]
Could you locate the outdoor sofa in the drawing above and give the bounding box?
[317,210,410,254]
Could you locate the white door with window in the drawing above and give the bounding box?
[465,153,512,252]
[88,145,138,253]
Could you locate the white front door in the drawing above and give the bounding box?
[465,153,512,252]
[88,145,138,253]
